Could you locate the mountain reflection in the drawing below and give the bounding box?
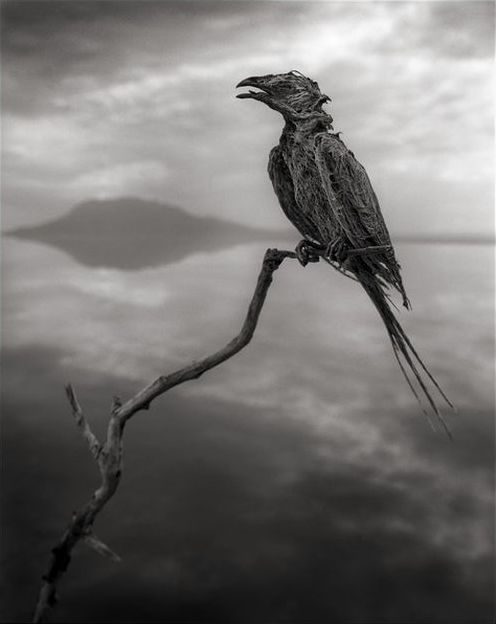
[8,198,280,270]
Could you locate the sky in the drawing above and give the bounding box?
[1,0,494,235]
[1,2,495,623]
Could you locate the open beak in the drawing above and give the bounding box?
[236,76,271,100]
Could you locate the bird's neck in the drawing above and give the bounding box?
[282,112,334,139]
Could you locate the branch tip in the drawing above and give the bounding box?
[65,383,82,415]
[111,395,123,413]
[83,533,122,563]
[65,384,102,460]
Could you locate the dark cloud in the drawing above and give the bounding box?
[1,344,493,623]
[1,1,200,115]
[0,0,304,116]
[7,197,281,269]
[425,1,495,58]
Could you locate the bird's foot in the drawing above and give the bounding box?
[295,240,322,267]
[325,239,349,264]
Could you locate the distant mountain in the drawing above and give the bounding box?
[7,199,493,270]
[7,198,283,270]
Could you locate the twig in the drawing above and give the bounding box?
[32,247,296,623]
[65,384,101,461]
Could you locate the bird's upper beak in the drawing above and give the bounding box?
[236,76,271,100]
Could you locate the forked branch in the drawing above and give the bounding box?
[32,247,297,623]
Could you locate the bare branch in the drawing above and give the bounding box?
[65,384,102,461]
[33,248,298,623]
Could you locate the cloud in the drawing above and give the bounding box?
[2,1,493,234]
[421,1,495,59]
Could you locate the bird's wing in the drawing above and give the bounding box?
[313,132,393,249]
[268,145,322,245]
[314,132,409,305]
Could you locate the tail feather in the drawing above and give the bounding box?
[357,270,454,436]
[390,346,439,433]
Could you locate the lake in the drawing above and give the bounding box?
[1,236,494,623]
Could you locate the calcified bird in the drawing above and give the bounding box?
[236,70,454,433]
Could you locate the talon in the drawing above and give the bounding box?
[295,240,321,266]
[295,241,309,266]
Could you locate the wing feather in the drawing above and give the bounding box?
[314,133,409,305]
[314,133,392,248]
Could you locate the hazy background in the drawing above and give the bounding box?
[1,1,494,622]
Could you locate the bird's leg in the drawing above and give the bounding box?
[295,240,322,267]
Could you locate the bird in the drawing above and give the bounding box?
[236,70,454,434]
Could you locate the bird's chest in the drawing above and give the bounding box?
[282,138,325,211]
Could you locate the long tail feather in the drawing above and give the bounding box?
[357,270,454,436]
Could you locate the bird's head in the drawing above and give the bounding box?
[236,70,331,122]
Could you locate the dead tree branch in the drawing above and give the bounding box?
[32,247,297,623]
[65,384,102,461]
